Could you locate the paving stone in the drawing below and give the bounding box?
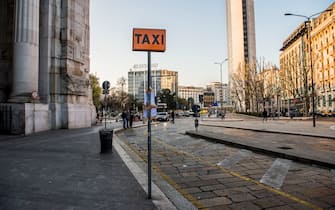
[290,203,316,210]
[173,176,200,184]
[224,181,253,188]
[198,173,233,180]
[199,196,232,207]
[191,191,217,200]
[224,187,250,194]
[247,184,265,191]
[213,189,228,197]
[303,187,334,198]
[253,197,285,209]
[217,177,242,184]
[208,205,231,210]
[228,192,256,202]
[200,184,226,192]
[184,187,201,194]
[281,184,306,193]
[321,194,335,206]
[185,179,219,188]
[267,205,296,210]
[250,189,274,198]
[229,201,262,210]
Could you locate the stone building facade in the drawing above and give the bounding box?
[178,86,204,105]
[280,3,335,115]
[312,3,335,113]
[0,0,96,135]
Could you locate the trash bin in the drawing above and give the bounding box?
[99,128,113,153]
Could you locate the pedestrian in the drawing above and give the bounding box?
[263,109,268,122]
[171,110,175,123]
[126,110,130,128]
[129,110,134,128]
[121,111,127,129]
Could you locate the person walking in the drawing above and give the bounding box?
[171,110,175,124]
[263,109,268,122]
[126,110,130,128]
[129,110,134,128]
[121,111,127,129]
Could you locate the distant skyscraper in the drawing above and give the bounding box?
[128,65,178,103]
[226,0,256,111]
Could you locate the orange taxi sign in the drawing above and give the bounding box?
[133,28,166,52]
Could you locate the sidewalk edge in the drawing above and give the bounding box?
[200,123,335,140]
[113,131,177,210]
[186,130,335,169]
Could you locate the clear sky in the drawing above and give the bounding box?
[90,0,333,87]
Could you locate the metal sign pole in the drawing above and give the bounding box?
[147,51,152,199]
[104,93,107,129]
[132,28,166,200]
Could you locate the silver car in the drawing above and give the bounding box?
[156,112,169,121]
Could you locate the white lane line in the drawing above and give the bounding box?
[217,149,252,169]
[260,158,292,189]
[331,169,335,189]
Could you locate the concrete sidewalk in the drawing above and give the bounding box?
[201,116,335,139]
[186,116,335,168]
[0,125,160,210]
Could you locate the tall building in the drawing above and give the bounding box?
[0,0,95,135]
[128,65,178,103]
[178,86,204,105]
[206,82,229,107]
[280,2,335,115]
[312,3,335,113]
[226,0,256,111]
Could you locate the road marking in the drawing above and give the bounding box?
[151,137,321,210]
[332,169,335,189]
[330,125,335,131]
[217,149,252,168]
[260,158,292,189]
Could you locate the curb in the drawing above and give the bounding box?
[113,134,178,210]
[200,123,335,140]
[185,130,335,169]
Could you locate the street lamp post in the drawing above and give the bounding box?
[215,59,228,119]
[285,9,331,127]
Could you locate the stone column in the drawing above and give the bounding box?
[9,0,39,102]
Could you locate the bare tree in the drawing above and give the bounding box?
[280,49,310,116]
[117,77,126,110]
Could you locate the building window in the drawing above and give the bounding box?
[329,95,332,106]
[323,95,326,107]
[318,96,321,107]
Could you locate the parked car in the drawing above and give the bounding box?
[315,110,332,117]
[156,112,169,121]
[285,109,303,117]
[325,110,334,117]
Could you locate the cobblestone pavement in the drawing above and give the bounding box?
[116,118,335,210]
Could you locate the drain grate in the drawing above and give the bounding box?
[278,146,292,150]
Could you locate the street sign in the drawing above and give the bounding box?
[132,28,166,52]
[102,81,110,90]
[132,27,166,200]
